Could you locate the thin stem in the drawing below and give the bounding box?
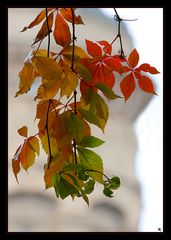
[85,169,110,181]
[71,8,78,165]
[45,8,51,57]
[45,8,52,169]
[46,101,52,169]
[71,8,76,71]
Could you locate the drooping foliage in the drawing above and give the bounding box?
[12,8,159,205]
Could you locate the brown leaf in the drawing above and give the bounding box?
[18,126,28,138]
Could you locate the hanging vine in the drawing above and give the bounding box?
[12,8,159,205]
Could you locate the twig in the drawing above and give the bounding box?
[71,8,78,165]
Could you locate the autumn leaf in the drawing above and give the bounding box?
[120,72,136,101]
[60,8,84,24]
[18,126,28,138]
[80,40,123,94]
[60,69,78,98]
[137,63,160,74]
[136,74,157,94]
[53,13,71,47]
[31,12,54,46]
[85,39,102,57]
[32,56,62,80]
[128,48,139,68]
[21,8,54,32]
[44,157,64,189]
[12,136,39,181]
[62,45,88,63]
[98,40,112,55]
[15,62,36,97]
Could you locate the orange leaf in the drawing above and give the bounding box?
[18,126,28,138]
[137,74,156,94]
[60,8,84,24]
[137,63,160,74]
[44,159,64,189]
[53,13,71,47]
[120,73,136,101]
[128,48,139,68]
[21,8,54,32]
[12,136,39,181]
[85,39,102,57]
[31,12,54,46]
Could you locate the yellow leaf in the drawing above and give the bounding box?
[19,141,36,170]
[28,136,40,156]
[35,78,61,100]
[33,49,53,58]
[62,46,88,64]
[60,70,78,98]
[32,56,62,80]
[15,62,36,97]
[18,126,28,138]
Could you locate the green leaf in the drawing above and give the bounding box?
[78,136,105,148]
[76,63,92,82]
[80,88,109,131]
[63,163,83,172]
[78,168,89,181]
[103,187,113,198]
[95,82,121,100]
[81,191,89,206]
[67,112,85,142]
[53,173,79,199]
[109,176,120,190]
[77,147,103,183]
[83,179,95,194]
[78,109,101,129]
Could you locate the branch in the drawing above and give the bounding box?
[71,8,78,165]
[46,100,52,169]
[85,169,110,181]
[45,8,52,169]
[45,7,51,57]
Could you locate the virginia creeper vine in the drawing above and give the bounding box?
[12,8,160,204]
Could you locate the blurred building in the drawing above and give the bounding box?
[8,8,152,232]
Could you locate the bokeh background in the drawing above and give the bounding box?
[8,8,163,232]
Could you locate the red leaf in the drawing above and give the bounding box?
[53,13,71,47]
[85,40,102,57]
[128,48,139,68]
[137,75,156,94]
[120,73,136,101]
[98,64,115,88]
[137,63,160,74]
[121,66,130,74]
[98,40,112,55]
